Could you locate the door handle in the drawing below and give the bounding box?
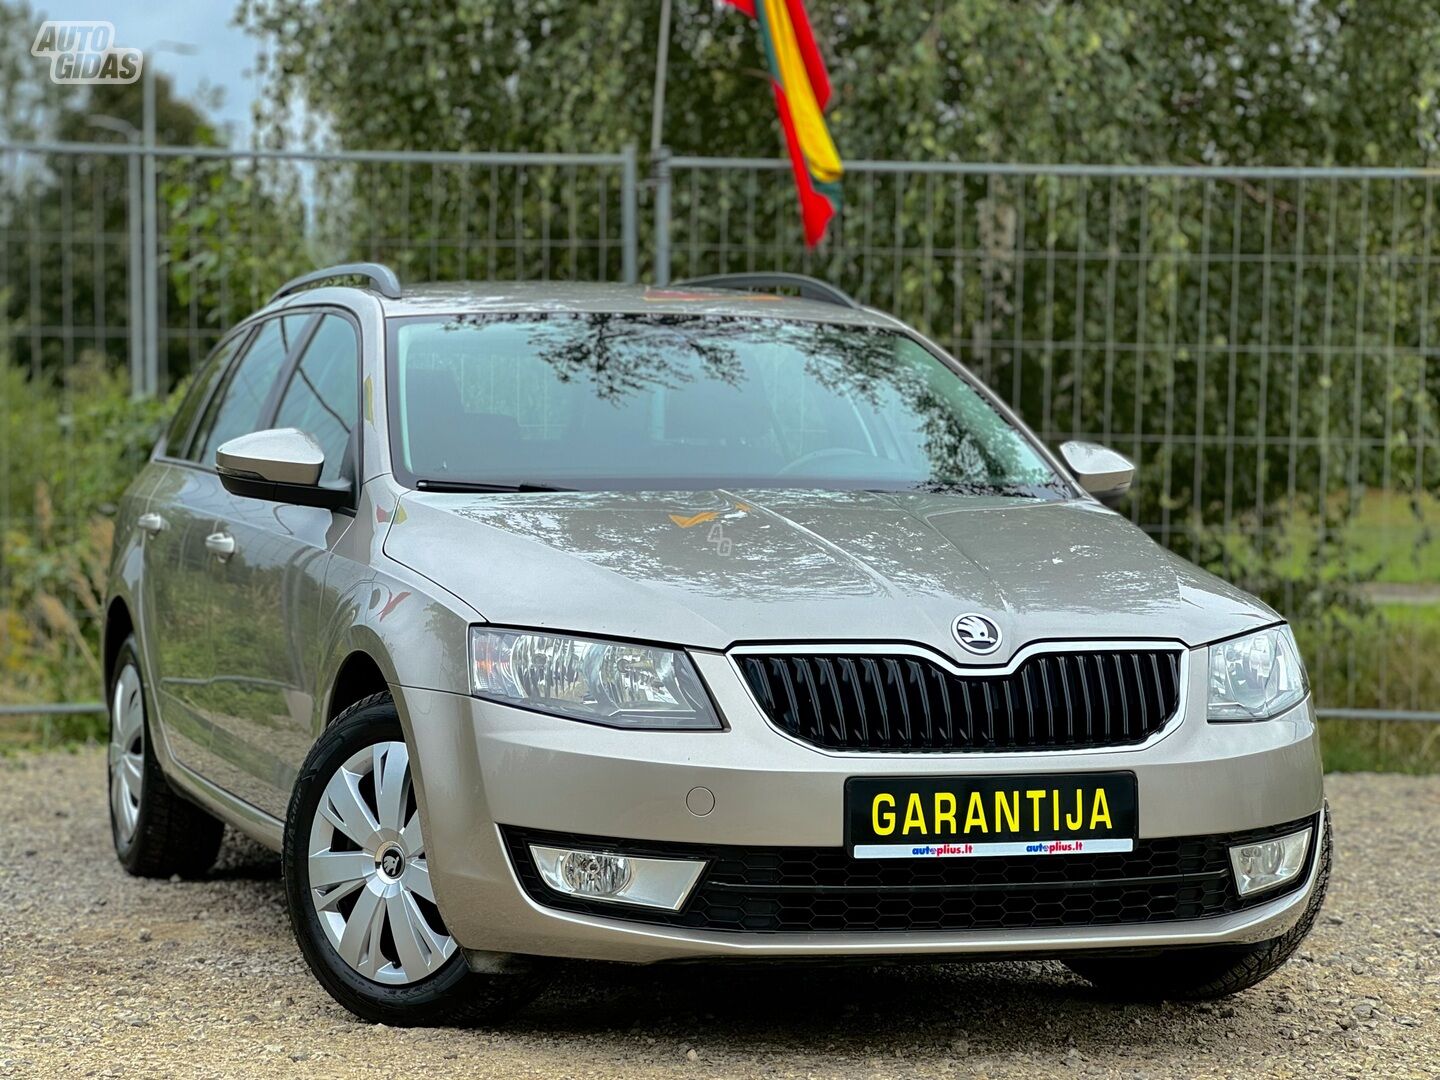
[204,531,236,561]
[137,512,166,536]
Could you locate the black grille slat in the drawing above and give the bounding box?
[863,659,890,744]
[1036,657,1057,745]
[980,681,997,746]
[1075,654,1096,745]
[1058,655,1078,744]
[1121,653,1140,740]
[741,648,1182,753]
[1147,652,1166,727]
[886,659,912,744]
[1097,654,1118,742]
[932,664,955,747]
[839,658,868,744]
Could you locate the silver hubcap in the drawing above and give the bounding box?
[307,741,455,985]
[108,664,145,845]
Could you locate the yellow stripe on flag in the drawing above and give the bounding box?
[763,0,842,185]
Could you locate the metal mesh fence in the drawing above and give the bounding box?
[0,142,1436,731]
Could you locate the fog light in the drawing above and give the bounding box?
[530,845,706,911]
[1229,827,1311,897]
[560,851,633,896]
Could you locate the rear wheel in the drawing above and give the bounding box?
[107,635,224,878]
[1065,813,1331,1000]
[283,693,542,1025]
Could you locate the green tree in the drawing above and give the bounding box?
[240,1,1440,164]
[0,0,226,384]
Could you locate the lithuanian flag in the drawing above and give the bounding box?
[723,0,842,247]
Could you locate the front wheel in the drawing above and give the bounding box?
[283,692,542,1025]
[1065,813,1331,1000]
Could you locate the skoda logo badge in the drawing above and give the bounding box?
[952,613,1002,655]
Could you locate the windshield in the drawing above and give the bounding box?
[386,313,1066,496]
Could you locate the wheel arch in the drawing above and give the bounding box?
[326,648,393,724]
[103,596,136,693]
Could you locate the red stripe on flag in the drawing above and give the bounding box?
[782,0,830,110]
[772,80,835,247]
[720,0,757,16]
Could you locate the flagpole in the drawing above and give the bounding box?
[650,0,673,155]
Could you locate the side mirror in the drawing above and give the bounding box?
[215,428,350,510]
[1058,440,1135,505]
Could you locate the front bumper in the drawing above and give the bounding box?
[397,648,1325,965]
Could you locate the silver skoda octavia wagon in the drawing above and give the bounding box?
[103,264,1328,1024]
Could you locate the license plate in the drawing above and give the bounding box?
[845,773,1138,859]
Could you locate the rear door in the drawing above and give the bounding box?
[204,311,361,818]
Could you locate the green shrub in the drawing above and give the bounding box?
[0,348,176,745]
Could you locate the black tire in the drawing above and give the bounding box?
[1065,812,1332,1001]
[283,692,543,1026]
[108,635,225,878]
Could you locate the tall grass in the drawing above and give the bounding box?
[0,346,173,744]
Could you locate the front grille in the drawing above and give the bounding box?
[503,816,1317,935]
[736,648,1182,752]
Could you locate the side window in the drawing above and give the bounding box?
[188,315,313,465]
[272,315,360,485]
[164,331,246,457]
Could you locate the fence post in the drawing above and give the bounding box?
[621,143,638,285]
[126,150,144,399]
[141,80,160,396]
[653,146,672,286]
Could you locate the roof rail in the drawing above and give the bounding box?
[672,272,860,310]
[269,262,403,304]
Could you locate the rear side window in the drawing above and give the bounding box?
[187,314,313,466]
[164,331,246,457]
[272,315,360,485]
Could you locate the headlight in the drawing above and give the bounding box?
[468,628,722,730]
[1207,626,1310,722]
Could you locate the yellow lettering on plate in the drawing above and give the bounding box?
[994,790,1020,833]
[964,790,988,833]
[934,792,957,835]
[1090,788,1113,830]
[1066,789,1084,831]
[872,793,895,836]
[903,792,926,834]
[1026,790,1046,832]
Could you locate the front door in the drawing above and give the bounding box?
[203,312,362,818]
[171,312,316,805]
[136,331,246,773]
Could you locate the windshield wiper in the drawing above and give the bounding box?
[414,480,575,493]
[900,479,1069,499]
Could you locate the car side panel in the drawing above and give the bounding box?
[103,465,162,665]
[138,461,224,773]
[200,490,343,819]
[312,477,480,708]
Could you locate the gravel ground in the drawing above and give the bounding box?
[0,750,1437,1079]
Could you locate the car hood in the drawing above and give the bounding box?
[382,489,1277,662]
